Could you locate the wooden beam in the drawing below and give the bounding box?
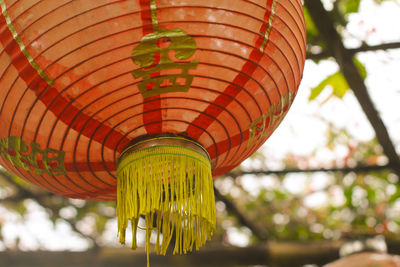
[0,242,340,267]
[229,164,390,176]
[1,241,399,267]
[308,41,400,60]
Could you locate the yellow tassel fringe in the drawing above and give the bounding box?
[116,143,216,265]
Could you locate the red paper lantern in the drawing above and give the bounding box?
[0,0,306,261]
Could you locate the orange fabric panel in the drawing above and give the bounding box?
[0,0,306,200]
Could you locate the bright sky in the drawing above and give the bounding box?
[1,0,400,251]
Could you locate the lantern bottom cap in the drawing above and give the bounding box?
[116,136,216,266]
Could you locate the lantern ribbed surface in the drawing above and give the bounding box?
[0,0,306,200]
[0,0,306,262]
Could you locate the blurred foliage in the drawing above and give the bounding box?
[214,124,399,245]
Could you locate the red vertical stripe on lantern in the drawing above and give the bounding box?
[186,0,276,140]
[140,0,163,134]
[0,14,131,153]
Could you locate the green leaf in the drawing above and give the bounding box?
[303,7,318,37]
[374,0,394,4]
[96,216,108,234]
[332,73,350,98]
[340,0,361,14]
[309,72,349,101]
[353,58,367,79]
[344,186,355,208]
[16,201,27,216]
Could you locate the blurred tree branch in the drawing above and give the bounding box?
[304,0,400,178]
[214,186,268,242]
[307,41,400,60]
[0,169,99,249]
[229,164,390,176]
